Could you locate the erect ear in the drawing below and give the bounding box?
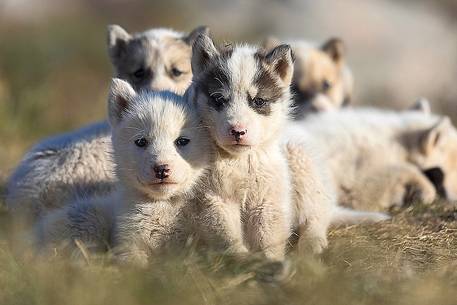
[321,38,345,64]
[108,78,137,126]
[265,44,294,85]
[262,36,281,51]
[184,25,210,45]
[408,97,431,115]
[420,117,452,155]
[191,33,220,77]
[107,24,132,62]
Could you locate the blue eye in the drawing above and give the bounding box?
[175,137,190,147]
[134,138,148,148]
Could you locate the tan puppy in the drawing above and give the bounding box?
[264,37,353,119]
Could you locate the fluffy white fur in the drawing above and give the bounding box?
[6,25,208,221]
[188,35,374,260]
[35,79,212,264]
[189,41,293,261]
[288,101,457,210]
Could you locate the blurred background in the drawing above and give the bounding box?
[0,0,456,176]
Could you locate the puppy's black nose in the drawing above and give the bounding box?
[231,129,247,142]
[153,164,171,180]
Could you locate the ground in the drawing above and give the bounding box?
[1,170,456,305]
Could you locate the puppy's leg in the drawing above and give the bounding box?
[353,164,437,210]
[286,142,334,254]
[197,193,247,255]
[244,184,291,261]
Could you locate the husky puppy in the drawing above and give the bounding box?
[6,25,209,220]
[108,25,207,93]
[264,37,353,119]
[189,38,295,261]
[35,79,212,264]
[292,100,457,211]
[188,34,376,260]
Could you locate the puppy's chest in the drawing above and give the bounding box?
[210,153,283,204]
[122,201,183,243]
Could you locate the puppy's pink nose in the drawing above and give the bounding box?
[230,127,247,142]
[153,164,171,180]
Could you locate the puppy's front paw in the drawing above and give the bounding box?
[255,259,294,283]
[298,234,328,255]
[404,180,436,206]
[309,236,328,254]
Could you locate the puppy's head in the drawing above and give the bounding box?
[405,100,457,201]
[107,25,209,94]
[108,79,211,200]
[264,37,352,119]
[191,34,294,155]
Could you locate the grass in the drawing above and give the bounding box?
[1,168,457,305]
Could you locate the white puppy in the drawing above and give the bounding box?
[6,25,209,221]
[290,100,457,211]
[187,34,379,260]
[35,79,212,264]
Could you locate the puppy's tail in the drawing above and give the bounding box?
[330,206,390,227]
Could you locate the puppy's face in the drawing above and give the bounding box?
[192,35,293,156]
[406,105,457,201]
[108,79,211,200]
[264,38,352,119]
[108,25,209,94]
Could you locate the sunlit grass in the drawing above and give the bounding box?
[1,176,457,305]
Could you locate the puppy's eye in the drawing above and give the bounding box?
[253,97,267,107]
[322,80,332,92]
[211,94,228,107]
[175,137,190,147]
[134,138,148,148]
[171,67,183,77]
[133,68,146,79]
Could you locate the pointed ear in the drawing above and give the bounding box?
[262,36,281,51]
[184,25,210,45]
[265,44,294,85]
[321,38,345,64]
[107,24,131,62]
[108,78,137,126]
[409,97,431,114]
[420,117,451,155]
[191,33,220,76]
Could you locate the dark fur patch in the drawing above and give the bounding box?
[195,46,285,116]
[195,48,233,112]
[113,38,153,91]
[250,52,285,116]
[291,83,315,105]
[423,167,447,199]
